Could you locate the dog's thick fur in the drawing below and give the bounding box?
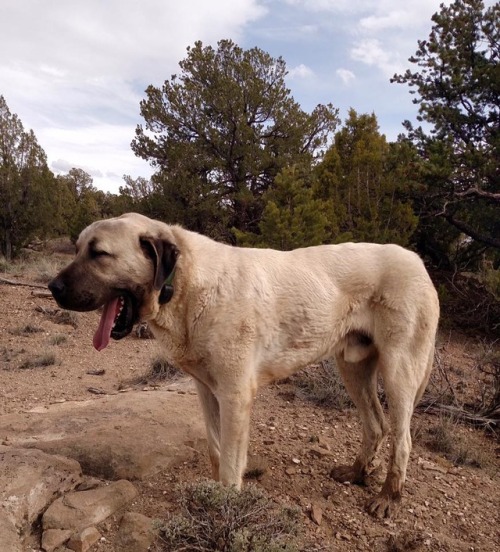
[49,213,439,517]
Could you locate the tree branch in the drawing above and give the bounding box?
[455,187,500,202]
[442,213,500,249]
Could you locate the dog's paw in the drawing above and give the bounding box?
[329,464,365,485]
[365,492,401,518]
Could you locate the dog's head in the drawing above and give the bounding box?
[48,213,178,351]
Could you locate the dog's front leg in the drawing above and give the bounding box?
[217,388,255,488]
[194,380,221,481]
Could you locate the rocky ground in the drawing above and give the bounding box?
[0,254,499,551]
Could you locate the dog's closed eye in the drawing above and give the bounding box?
[88,239,112,259]
[90,249,111,259]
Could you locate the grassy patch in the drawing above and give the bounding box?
[415,414,489,469]
[37,307,79,328]
[387,530,425,552]
[30,257,67,284]
[19,353,57,370]
[158,480,301,552]
[291,360,353,409]
[9,323,44,336]
[133,355,183,386]
[48,334,68,346]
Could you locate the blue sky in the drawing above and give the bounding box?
[0,0,474,192]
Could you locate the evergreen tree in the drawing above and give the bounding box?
[0,96,62,259]
[316,110,418,246]
[132,39,338,239]
[392,0,499,265]
[235,165,330,249]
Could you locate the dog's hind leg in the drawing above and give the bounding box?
[330,352,388,485]
[195,380,221,481]
[365,348,428,518]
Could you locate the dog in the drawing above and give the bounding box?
[48,212,439,518]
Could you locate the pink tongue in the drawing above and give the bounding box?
[93,297,121,351]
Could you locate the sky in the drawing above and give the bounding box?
[0,0,466,193]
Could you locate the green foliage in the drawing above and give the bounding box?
[315,110,418,246]
[159,480,300,552]
[56,168,103,242]
[235,165,330,249]
[0,96,67,259]
[392,0,499,266]
[132,39,339,239]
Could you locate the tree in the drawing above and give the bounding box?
[57,168,103,242]
[235,165,330,249]
[132,39,338,239]
[392,0,499,264]
[315,110,418,246]
[0,96,62,259]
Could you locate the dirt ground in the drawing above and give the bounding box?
[0,256,499,552]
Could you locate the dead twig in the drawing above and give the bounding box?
[0,276,47,290]
[418,398,499,432]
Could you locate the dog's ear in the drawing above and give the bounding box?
[140,237,179,301]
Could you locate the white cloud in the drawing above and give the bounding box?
[288,64,314,79]
[0,0,266,192]
[336,69,355,85]
[350,38,405,78]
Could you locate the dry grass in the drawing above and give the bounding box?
[157,480,301,552]
[140,356,183,384]
[413,413,490,470]
[291,360,353,410]
[49,334,68,346]
[1,253,66,283]
[19,353,57,370]
[9,324,44,336]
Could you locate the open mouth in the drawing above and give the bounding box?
[93,293,138,351]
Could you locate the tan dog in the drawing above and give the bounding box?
[49,212,439,517]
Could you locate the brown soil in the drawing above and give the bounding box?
[0,265,499,552]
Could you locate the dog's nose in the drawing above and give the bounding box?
[48,278,65,299]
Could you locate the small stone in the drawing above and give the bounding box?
[41,528,72,552]
[309,445,333,458]
[116,512,157,552]
[67,526,101,552]
[310,503,323,526]
[285,467,297,475]
[292,458,301,464]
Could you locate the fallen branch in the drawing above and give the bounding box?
[418,398,499,431]
[0,276,47,290]
[31,290,53,298]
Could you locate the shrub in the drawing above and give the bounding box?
[142,356,182,384]
[49,334,68,346]
[9,324,44,336]
[158,480,301,552]
[292,360,353,409]
[19,353,57,369]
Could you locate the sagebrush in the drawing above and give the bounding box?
[158,480,301,552]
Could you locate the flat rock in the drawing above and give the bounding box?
[0,515,22,552]
[0,446,81,552]
[43,479,137,532]
[0,386,205,480]
[0,446,82,531]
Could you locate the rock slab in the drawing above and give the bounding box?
[0,387,205,480]
[43,479,138,532]
[0,446,81,552]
